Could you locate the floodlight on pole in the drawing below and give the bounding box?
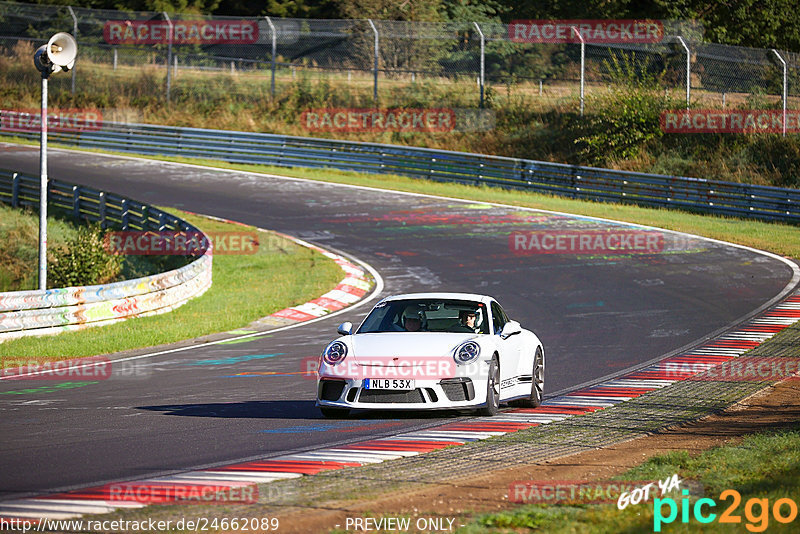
[34,32,77,290]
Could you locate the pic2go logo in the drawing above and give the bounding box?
[654,489,798,532]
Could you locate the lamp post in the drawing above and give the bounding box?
[570,26,585,116]
[771,49,787,137]
[33,32,77,290]
[676,36,691,110]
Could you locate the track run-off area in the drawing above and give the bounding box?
[1,143,798,515]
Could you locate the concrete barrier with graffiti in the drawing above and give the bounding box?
[0,170,213,342]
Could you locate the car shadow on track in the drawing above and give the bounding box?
[136,400,469,420]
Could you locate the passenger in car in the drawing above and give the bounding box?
[404,316,422,331]
[402,305,423,332]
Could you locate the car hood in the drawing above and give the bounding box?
[348,332,478,366]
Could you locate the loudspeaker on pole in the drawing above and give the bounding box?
[34,32,77,75]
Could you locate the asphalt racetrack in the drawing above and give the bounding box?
[0,144,797,500]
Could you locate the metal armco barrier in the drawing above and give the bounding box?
[0,170,213,341]
[1,116,799,224]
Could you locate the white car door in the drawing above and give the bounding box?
[491,301,525,396]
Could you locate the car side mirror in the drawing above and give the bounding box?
[500,320,521,339]
[337,322,353,336]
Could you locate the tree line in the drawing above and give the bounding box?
[16,0,800,51]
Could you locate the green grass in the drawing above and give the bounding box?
[0,203,193,291]
[0,209,344,362]
[464,424,800,533]
[0,203,83,291]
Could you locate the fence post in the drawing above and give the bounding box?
[368,19,379,105]
[570,27,585,116]
[265,17,277,99]
[11,173,19,207]
[72,185,80,219]
[67,6,77,95]
[99,191,107,229]
[676,36,691,109]
[473,22,485,108]
[121,198,129,229]
[163,12,173,104]
[771,49,787,137]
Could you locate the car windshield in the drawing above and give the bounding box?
[357,299,489,334]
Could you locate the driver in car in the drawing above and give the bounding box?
[453,309,479,333]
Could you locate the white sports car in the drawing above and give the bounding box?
[316,292,544,417]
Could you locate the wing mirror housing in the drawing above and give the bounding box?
[500,320,522,339]
[337,322,353,336]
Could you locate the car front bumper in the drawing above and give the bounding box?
[316,376,490,411]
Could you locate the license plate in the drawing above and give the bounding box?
[363,379,415,390]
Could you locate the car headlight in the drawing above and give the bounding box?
[323,341,348,365]
[454,341,480,365]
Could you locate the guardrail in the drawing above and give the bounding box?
[0,170,212,341]
[1,114,799,223]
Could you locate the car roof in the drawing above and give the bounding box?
[378,292,495,305]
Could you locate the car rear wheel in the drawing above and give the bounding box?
[511,347,544,408]
[478,357,500,416]
[320,407,350,418]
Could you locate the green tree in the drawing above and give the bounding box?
[48,225,123,289]
[335,0,445,22]
[572,52,680,165]
[17,0,222,14]
[503,0,633,20]
[214,0,339,18]
[650,0,800,51]
[504,0,800,51]
[444,0,506,22]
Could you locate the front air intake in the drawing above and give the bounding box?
[319,379,346,401]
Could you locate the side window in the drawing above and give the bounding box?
[491,302,507,334]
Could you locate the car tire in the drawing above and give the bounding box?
[511,346,544,408]
[320,407,350,418]
[478,356,500,416]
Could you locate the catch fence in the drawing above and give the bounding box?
[1,1,798,115]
